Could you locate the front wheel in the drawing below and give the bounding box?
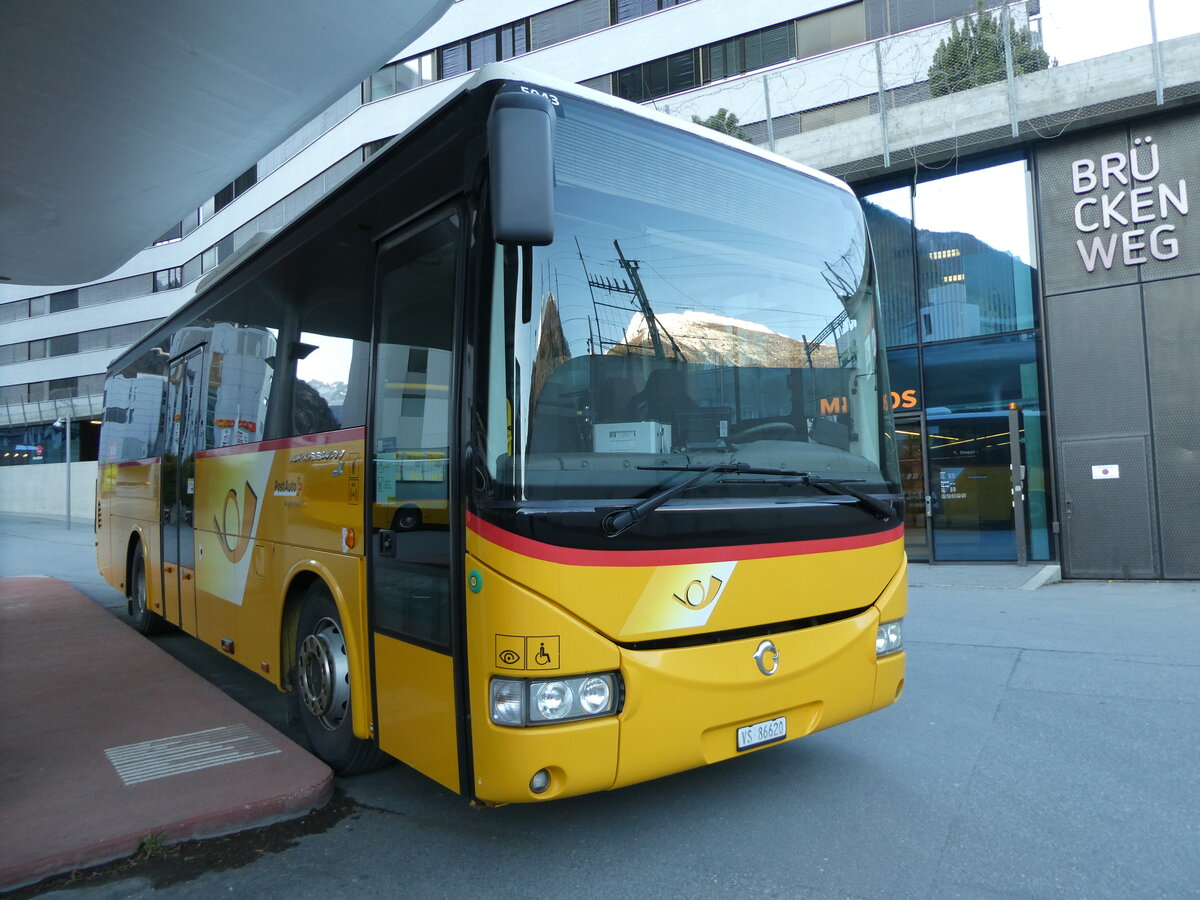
[293,581,389,775]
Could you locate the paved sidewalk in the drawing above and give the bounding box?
[0,577,332,892]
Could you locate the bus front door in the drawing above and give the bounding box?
[368,213,463,793]
[161,345,204,632]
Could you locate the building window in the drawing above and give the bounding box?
[578,74,613,94]
[613,0,690,23]
[439,41,468,78]
[49,290,79,314]
[214,182,235,213]
[704,21,797,82]
[153,222,183,245]
[48,376,78,399]
[213,165,257,214]
[913,160,1037,341]
[863,158,1037,346]
[49,334,79,357]
[531,0,611,51]
[370,65,397,101]
[796,2,866,60]
[0,299,29,324]
[615,48,700,102]
[153,267,183,292]
[863,186,918,347]
[402,53,435,88]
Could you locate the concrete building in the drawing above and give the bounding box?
[2,0,1198,577]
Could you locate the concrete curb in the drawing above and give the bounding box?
[1020,564,1062,591]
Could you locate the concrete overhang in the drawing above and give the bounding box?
[0,0,452,287]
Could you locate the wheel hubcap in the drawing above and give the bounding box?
[134,565,147,616]
[298,617,350,730]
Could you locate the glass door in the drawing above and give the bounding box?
[894,415,930,562]
[926,412,1019,561]
[161,344,204,630]
[368,211,462,792]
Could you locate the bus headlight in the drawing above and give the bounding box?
[490,673,621,727]
[534,681,573,720]
[876,618,904,657]
[490,679,525,726]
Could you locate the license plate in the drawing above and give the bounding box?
[737,715,787,751]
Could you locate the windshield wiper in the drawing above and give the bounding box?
[804,476,897,522]
[600,463,895,538]
[602,463,766,537]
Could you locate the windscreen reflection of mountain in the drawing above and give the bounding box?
[610,310,838,368]
[530,293,839,382]
[307,380,349,405]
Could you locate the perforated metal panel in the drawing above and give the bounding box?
[1044,285,1149,442]
[1058,438,1158,580]
[1144,275,1200,578]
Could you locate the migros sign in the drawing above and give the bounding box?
[820,389,918,415]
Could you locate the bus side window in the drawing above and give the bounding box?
[293,318,371,437]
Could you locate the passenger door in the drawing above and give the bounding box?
[368,212,463,791]
[161,344,204,631]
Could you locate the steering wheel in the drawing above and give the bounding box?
[731,422,796,442]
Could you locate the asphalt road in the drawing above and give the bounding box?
[2,512,1197,899]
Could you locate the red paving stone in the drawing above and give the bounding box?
[0,577,332,892]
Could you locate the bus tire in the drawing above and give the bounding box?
[129,543,168,635]
[294,581,389,775]
[392,506,421,531]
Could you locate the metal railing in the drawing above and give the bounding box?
[656,0,1198,179]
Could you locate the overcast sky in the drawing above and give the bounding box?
[1038,0,1200,65]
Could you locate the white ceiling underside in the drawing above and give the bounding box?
[0,0,452,286]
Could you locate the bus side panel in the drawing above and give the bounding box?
[100,460,160,600]
[190,438,373,738]
[96,464,117,586]
[373,635,460,792]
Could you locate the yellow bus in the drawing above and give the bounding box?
[96,64,906,804]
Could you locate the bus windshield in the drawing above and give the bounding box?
[484,95,899,506]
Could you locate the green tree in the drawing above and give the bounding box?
[927,1,1050,97]
[691,108,751,142]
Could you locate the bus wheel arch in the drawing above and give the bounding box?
[286,575,389,775]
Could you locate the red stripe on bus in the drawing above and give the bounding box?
[197,427,366,458]
[466,511,902,568]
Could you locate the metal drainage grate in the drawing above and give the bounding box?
[105,724,282,786]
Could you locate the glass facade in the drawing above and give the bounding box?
[862,155,1051,562]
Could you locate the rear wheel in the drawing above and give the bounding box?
[392,506,421,531]
[129,543,168,635]
[294,581,389,775]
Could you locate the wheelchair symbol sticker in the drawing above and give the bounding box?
[495,634,560,670]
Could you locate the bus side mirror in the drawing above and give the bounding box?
[488,91,556,246]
